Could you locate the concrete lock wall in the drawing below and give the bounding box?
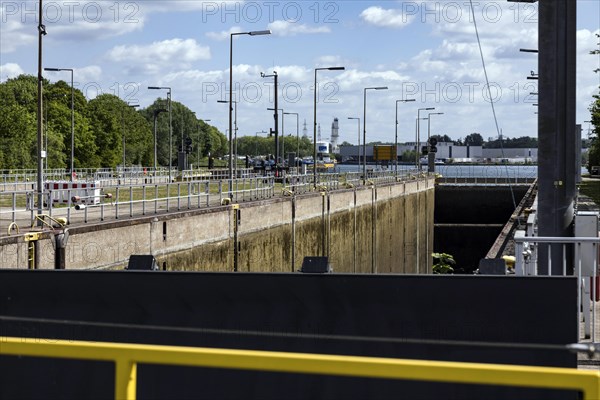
[0,177,435,273]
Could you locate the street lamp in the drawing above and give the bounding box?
[395,99,416,174]
[313,66,345,188]
[218,100,238,176]
[284,112,299,168]
[261,71,279,164]
[148,86,172,181]
[37,0,46,228]
[416,107,435,169]
[45,67,74,181]
[348,117,360,172]
[427,112,444,172]
[363,86,388,184]
[268,108,284,166]
[152,108,168,173]
[229,30,271,188]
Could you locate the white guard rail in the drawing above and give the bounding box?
[514,232,600,343]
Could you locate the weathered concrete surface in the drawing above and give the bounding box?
[0,177,435,274]
[434,184,530,273]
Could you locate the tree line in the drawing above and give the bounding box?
[341,133,539,148]
[0,75,332,171]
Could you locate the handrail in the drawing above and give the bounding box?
[1,336,599,400]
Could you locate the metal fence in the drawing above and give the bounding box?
[0,169,431,237]
[436,176,537,185]
[514,232,600,344]
[1,336,598,400]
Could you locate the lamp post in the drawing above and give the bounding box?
[268,108,284,166]
[261,71,279,164]
[152,108,167,173]
[45,67,74,180]
[395,99,416,174]
[284,112,299,168]
[229,30,271,190]
[36,1,46,229]
[363,86,388,185]
[218,100,238,176]
[148,86,172,181]
[416,107,435,170]
[313,66,345,188]
[348,117,360,172]
[426,112,444,172]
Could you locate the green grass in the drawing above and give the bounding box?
[579,179,600,205]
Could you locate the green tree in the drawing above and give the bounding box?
[0,75,40,169]
[430,134,454,143]
[464,133,484,146]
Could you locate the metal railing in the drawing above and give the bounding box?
[436,176,536,185]
[1,336,598,400]
[514,232,600,343]
[0,170,432,237]
[0,177,275,233]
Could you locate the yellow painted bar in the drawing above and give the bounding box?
[115,359,137,400]
[1,337,599,400]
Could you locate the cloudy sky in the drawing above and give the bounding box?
[1,1,599,144]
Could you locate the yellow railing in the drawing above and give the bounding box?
[1,336,599,400]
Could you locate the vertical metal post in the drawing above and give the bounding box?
[274,73,279,165]
[70,70,74,181]
[168,90,172,183]
[36,0,45,229]
[537,0,577,274]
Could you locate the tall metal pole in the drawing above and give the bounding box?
[229,33,234,191]
[168,89,172,182]
[395,102,399,175]
[234,101,238,177]
[69,70,74,181]
[395,99,415,175]
[122,110,126,170]
[363,89,367,185]
[538,0,577,274]
[416,107,435,170]
[274,73,279,165]
[36,0,45,228]
[313,66,345,188]
[284,112,299,168]
[427,112,444,173]
[348,117,360,172]
[313,69,318,188]
[153,113,158,173]
[363,87,388,184]
[261,71,279,165]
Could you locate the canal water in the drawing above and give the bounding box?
[336,164,538,178]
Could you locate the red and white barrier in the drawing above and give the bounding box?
[45,181,101,205]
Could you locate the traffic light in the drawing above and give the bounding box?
[421,146,428,155]
[430,146,438,153]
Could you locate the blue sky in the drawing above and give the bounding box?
[1,1,599,144]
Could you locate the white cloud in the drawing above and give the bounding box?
[0,63,24,80]
[107,39,211,69]
[268,20,330,37]
[206,26,243,41]
[360,6,415,29]
[314,55,358,70]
